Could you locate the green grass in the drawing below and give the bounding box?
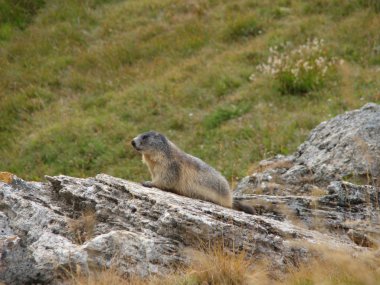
[0,0,379,184]
[204,103,250,129]
[0,0,45,28]
[224,15,263,41]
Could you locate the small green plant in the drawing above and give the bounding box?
[254,39,342,94]
[0,23,12,40]
[225,16,263,41]
[214,75,242,97]
[204,104,249,129]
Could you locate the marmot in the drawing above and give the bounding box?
[131,131,255,214]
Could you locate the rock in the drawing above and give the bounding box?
[251,103,380,185]
[235,181,380,238]
[292,103,380,182]
[81,230,181,277]
[2,103,379,284]
[0,174,357,284]
[235,103,380,248]
[347,229,375,248]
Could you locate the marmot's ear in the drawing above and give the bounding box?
[158,133,167,141]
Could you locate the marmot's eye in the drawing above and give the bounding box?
[142,134,148,140]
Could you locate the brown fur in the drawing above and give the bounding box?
[141,149,233,207]
[132,131,254,213]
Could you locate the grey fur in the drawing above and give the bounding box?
[131,131,254,213]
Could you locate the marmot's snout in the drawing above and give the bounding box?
[131,139,141,151]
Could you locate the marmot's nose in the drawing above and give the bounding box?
[131,140,136,148]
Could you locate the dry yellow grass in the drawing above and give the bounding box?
[310,186,327,197]
[281,245,380,285]
[68,244,253,285]
[67,242,380,285]
[69,267,145,285]
[67,211,96,244]
[183,244,252,285]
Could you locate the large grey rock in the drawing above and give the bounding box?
[292,103,380,182]
[235,103,380,247]
[247,103,380,186]
[0,174,357,284]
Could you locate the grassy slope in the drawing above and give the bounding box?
[0,0,380,184]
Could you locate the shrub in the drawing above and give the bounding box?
[253,39,342,94]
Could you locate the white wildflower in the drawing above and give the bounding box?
[255,38,342,92]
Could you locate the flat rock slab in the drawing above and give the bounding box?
[0,174,358,284]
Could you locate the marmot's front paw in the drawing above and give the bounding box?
[142,181,153,188]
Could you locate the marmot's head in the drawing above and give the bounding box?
[131,131,168,153]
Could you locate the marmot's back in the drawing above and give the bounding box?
[175,152,232,207]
